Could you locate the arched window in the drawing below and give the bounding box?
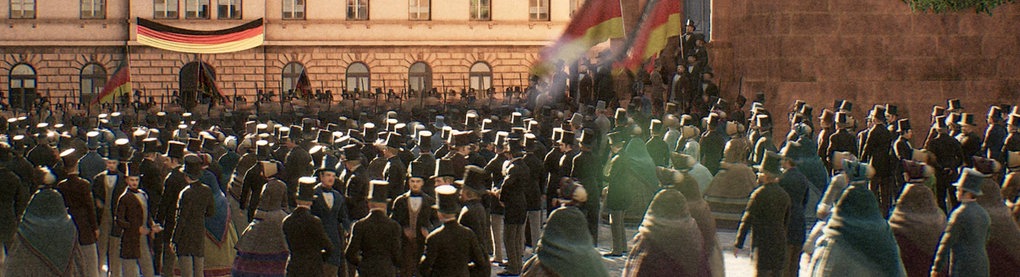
[282,62,305,96]
[346,62,370,93]
[408,62,431,93]
[179,61,216,109]
[8,64,37,111]
[468,62,492,91]
[80,64,107,105]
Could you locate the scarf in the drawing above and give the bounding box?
[201,170,230,244]
[638,189,704,277]
[535,207,609,277]
[888,184,946,253]
[18,189,76,272]
[824,185,905,275]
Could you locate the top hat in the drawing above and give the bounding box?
[1009,114,1020,128]
[378,132,404,150]
[706,113,722,129]
[754,151,783,175]
[510,112,524,128]
[417,130,433,151]
[885,104,898,117]
[166,141,186,160]
[685,18,696,27]
[124,161,140,177]
[384,118,399,132]
[959,113,976,127]
[408,160,430,179]
[649,119,664,135]
[297,177,319,202]
[59,148,76,166]
[434,185,460,214]
[141,138,160,154]
[456,165,489,194]
[988,106,1004,121]
[440,126,454,141]
[186,138,202,153]
[832,99,845,111]
[558,131,576,145]
[289,125,304,141]
[316,130,333,145]
[931,106,946,117]
[608,131,629,146]
[465,113,479,129]
[868,106,887,122]
[245,121,258,134]
[839,101,853,112]
[181,154,204,180]
[450,130,475,147]
[368,180,389,203]
[494,131,509,148]
[614,108,628,126]
[363,123,378,142]
[578,129,596,146]
[433,115,446,128]
[341,144,363,161]
[896,119,911,133]
[933,115,948,130]
[87,131,101,149]
[947,98,963,111]
[201,135,218,150]
[755,114,773,130]
[953,168,985,196]
[819,109,835,124]
[301,118,318,134]
[433,158,457,179]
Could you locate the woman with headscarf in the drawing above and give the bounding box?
[805,152,857,255]
[521,205,609,277]
[808,170,906,276]
[704,141,758,230]
[199,154,238,276]
[671,168,724,277]
[888,160,946,277]
[975,171,1020,274]
[2,187,89,276]
[623,188,706,277]
[231,176,289,277]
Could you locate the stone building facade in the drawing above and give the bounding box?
[0,0,580,109]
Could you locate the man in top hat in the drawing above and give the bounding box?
[457,165,494,266]
[495,137,532,276]
[931,168,991,277]
[415,131,438,196]
[420,184,490,277]
[734,151,792,276]
[283,126,313,208]
[173,154,216,277]
[155,140,187,275]
[925,115,965,212]
[554,130,579,202]
[342,144,372,222]
[447,130,487,179]
[570,129,601,245]
[984,106,1009,167]
[345,179,401,277]
[816,109,836,169]
[701,113,727,175]
[310,162,350,277]
[116,162,161,277]
[956,113,983,168]
[79,131,107,183]
[861,105,897,217]
[752,114,778,166]
[894,119,915,161]
[279,177,333,277]
[826,112,859,166]
[378,132,408,202]
[94,139,129,277]
[239,140,275,221]
[55,148,99,277]
[776,145,810,276]
[391,160,438,277]
[646,119,670,167]
[27,124,57,168]
[885,104,900,133]
[137,138,164,226]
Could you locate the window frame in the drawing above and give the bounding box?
[217,0,241,19]
[154,0,180,19]
[281,62,305,96]
[346,62,371,93]
[10,0,36,19]
[408,0,429,21]
[346,0,368,21]
[408,62,432,93]
[469,0,490,21]
[184,0,211,19]
[282,0,305,20]
[80,0,106,19]
[8,63,37,111]
[79,63,107,105]
[468,62,493,91]
[528,0,550,21]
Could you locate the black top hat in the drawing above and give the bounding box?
[384,118,399,132]
[799,105,814,118]
[706,113,722,129]
[379,132,404,150]
[297,177,319,202]
[289,125,304,141]
[793,100,806,113]
[363,123,379,142]
[302,118,318,133]
[608,131,629,146]
[434,185,460,214]
[315,130,332,145]
[326,123,341,132]
[108,139,130,161]
[988,106,1004,121]
[839,101,853,112]
[417,131,433,150]
[959,113,976,126]
[87,131,101,149]
[614,108,628,126]
[953,168,985,196]
[59,148,76,166]
[507,138,527,154]
[186,138,202,153]
[1009,114,1020,128]
[834,112,850,126]
[947,98,963,111]
[931,105,946,117]
[341,144,363,161]
[141,138,160,154]
[124,161,140,177]
[166,141,186,160]
[456,166,489,194]
[450,130,476,147]
[201,135,218,150]
[868,106,887,122]
[558,131,576,145]
[181,154,204,180]
[510,112,524,128]
[494,131,509,148]
[754,150,783,175]
[579,129,596,146]
[819,109,835,123]
[933,115,948,129]
[465,113,479,129]
[680,114,696,127]
[885,104,898,117]
[368,180,389,203]
[896,119,911,133]
[755,114,773,130]
[408,160,430,179]
[833,99,845,111]
[433,158,457,179]
[649,119,664,135]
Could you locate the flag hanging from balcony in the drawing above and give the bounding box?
[197,62,230,104]
[91,61,131,105]
[136,17,264,54]
[620,0,683,72]
[533,0,624,75]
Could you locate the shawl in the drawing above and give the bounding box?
[202,169,230,243]
[236,179,290,254]
[820,185,906,276]
[535,206,609,277]
[17,189,77,272]
[888,184,946,256]
[635,189,704,277]
[975,179,1020,272]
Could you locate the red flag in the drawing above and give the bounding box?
[621,0,683,72]
[91,61,131,106]
[533,0,624,75]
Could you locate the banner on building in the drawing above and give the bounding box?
[136,17,264,54]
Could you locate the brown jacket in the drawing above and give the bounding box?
[172,182,215,257]
[56,173,99,245]
[115,188,154,259]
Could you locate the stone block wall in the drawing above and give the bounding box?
[709,0,1020,145]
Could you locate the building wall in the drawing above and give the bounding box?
[710,0,1020,143]
[0,0,572,106]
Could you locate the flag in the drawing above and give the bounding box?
[533,0,624,75]
[91,61,131,105]
[620,0,683,72]
[137,17,264,54]
[296,69,312,99]
[198,63,230,104]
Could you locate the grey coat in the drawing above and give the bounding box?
[932,201,990,276]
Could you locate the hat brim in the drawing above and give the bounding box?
[952,182,983,196]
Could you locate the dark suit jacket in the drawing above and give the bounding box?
[778,167,810,245]
[139,158,164,220]
[646,136,670,167]
[827,128,859,159]
[419,220,490,277]
[862,124,895,176]
[284,147,313,207]
[958,131,983,167]
[457,200,491,259]
[115,188,154,259]
[984,124,1007,163]
[1001,132,1020,159]
[894,136,914,161]
[311,184,350,266]
[383,156,407,201]
[239,162,267,219]
[345,165,370,221]
[500,158,531,225]
[93,170,127,236]
[172,182,215,257]
[927,132,964,171]
[344,209,401,277]
[56,174,97,245]
[26,144,57,167]
[285,206,334,277]
[159,167,188,235]
[521,153,545,211]
[700,130,726,175]
[933,201,991,275]
[735,182,791,271]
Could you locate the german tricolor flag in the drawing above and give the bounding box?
[620,0,683,72]
[136,17,264,54]
[533,0,624,75]
[91,61,131,105]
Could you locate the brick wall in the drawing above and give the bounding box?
[709,0,1020,145]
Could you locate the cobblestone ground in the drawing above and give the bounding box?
[490,223,813,276]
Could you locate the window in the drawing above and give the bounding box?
[154,0,179,18]
[180,62,216,107]
[569,0,583,17]
[10,0,35,19]
[408,62,431,93]
[185,0,210,19]
[470,0,490,21]
[217,0,241,19]
[347,0,368,20]
[80,64,107,105]
[685,0,711,41]
[346,63,370,93]
[81,0,105,19]
[469,62,492,91]
[8,64,37,111]
[282,62,304,96]
[282,0,304,19]
[408,0,429,20]
[529,0,549,21]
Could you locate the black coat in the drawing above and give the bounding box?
[500,157,531,225]
[645,136,670,167]
[862,124,895,176]
[419,220,490,277]
[158,168,188,239]
[700,130,726,175]
[284,147,313,207]
[172,182,215,257]
[778,167,810,245]
[284,207,334,277]
[735,182,791,271]
[457,199,491,259]
[345,165,370,221]
[927,132,964,171]
[311,185,349,266]
[984,124,1007,163]
[383,156,407,201]
[345,209,401,277]
[0,166,27,248]
[139,158,164,220]
[957,131,983,167]
[521,153,545,211]
[93,170,127,236]
[894,136,914,161]
[827,128,859,158]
